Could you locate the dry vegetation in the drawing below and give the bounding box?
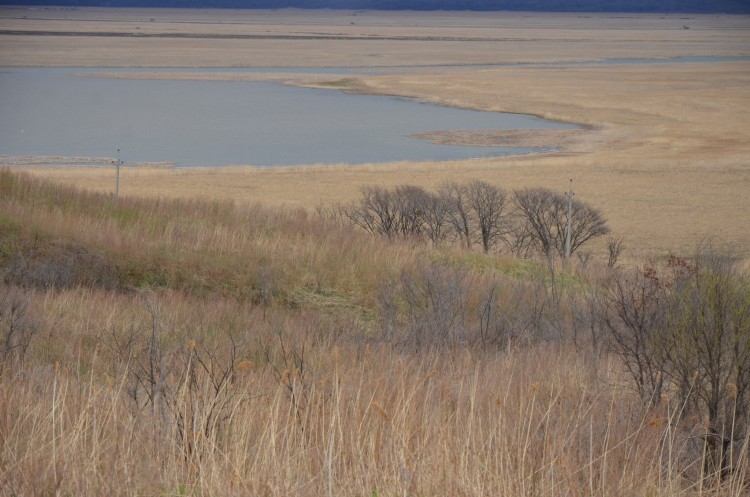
[2,8,748,258]
[1,169,749,496]
[1,8,750,495]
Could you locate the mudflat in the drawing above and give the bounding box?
[1,7,749,258]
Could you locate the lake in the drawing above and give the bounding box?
[0,67,576,167]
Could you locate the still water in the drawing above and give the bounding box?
[0,68,575,167]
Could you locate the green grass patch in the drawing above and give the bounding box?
[316,78,355,89]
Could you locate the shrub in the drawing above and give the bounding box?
[600,246,750,480]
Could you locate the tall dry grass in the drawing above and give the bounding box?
[1,288,745,496]
[0,169,426,307]
[1,170,748,496]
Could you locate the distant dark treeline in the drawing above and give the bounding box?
[2,0,750,13]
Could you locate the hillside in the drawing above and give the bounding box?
[1,169,749,495]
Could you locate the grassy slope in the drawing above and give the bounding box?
[1,169,747,495]
[0,170,407,305]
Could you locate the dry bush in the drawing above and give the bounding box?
[599,264,669,405]
[598,246,750,482]
[378,261,572,350]
[477,276,551,346]
[0,286,38,373]
[398,262,470,348]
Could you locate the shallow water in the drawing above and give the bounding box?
[0,68,575,167]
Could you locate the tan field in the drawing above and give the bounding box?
[1,7,749,259]
[4,9,750,495]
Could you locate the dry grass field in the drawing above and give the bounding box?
[2,7,749,259]
[1,9,750,495]
[1,169,749,496]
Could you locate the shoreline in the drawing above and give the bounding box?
[2,53,748,69]
[2,8,748,259]
[3,66,594,167]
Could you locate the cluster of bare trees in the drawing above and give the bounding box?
[376,243,750,482]
[335,180,609,258]
[596,247,750,480]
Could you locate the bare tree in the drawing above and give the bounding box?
[341,183,608,258]
[110,296,242,464]
[606,236,625,270]
[342,186,397,237]
[503,215,537,258]
[512,188,558,257]
[465,180,509,253]
[420,190,453,245]
[566,194,610,256]
[439,181,474,249]
[342,185,432,240]
[512,187,609,258]
[599,264,668,406]
[392,185,429,238]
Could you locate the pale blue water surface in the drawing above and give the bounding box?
[0,68,577,167]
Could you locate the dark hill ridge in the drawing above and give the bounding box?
[1,0,749,13]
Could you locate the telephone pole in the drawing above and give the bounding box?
[564,179,573,265]
[115,148,121,200]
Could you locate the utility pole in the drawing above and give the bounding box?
[115,148,121,200]
[564,179,573,265]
